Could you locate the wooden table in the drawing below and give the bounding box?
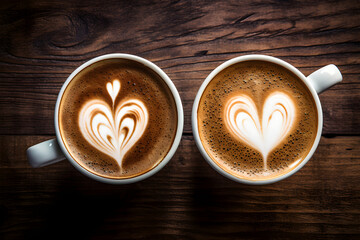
[1,0,359,239]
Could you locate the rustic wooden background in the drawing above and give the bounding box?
[1,0,359,239]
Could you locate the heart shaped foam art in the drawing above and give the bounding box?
[224,91,296,169]
[78,79,149,168]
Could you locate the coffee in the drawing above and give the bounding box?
[197,60,318,180]
[59,59,178,179]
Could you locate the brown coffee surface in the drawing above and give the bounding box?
[59,59,178,179]
[198,60,318,180]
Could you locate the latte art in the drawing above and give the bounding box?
[79,80,149,168]
[198,60,318,180]
[59,58,177,179]
[225,91,295,169]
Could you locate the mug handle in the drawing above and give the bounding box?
[307,64,342,94]
[27,139,66,168]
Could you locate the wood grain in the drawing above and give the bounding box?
[1,135,360,239]
[0,0,359,135]
[0,0,359,239]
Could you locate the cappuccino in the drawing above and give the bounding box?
[59,59,178,179]
[197,61,318,180]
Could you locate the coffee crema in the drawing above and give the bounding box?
[197,61,318,180]
[59,59,178,179]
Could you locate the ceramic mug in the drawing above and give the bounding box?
[192,54,342,184]
[27,53,184,184]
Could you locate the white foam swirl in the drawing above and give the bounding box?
[224,91,296,169]
[78,80,149,168]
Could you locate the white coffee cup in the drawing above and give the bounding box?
[27,53,184,184]
[192,54,342,185]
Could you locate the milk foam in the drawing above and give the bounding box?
[78,79,149,168]
[224,91,296,169]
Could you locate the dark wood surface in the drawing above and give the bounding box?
[0,0,359,239]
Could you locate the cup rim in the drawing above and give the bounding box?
[55,53,184,184]
[192,54,323,185]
